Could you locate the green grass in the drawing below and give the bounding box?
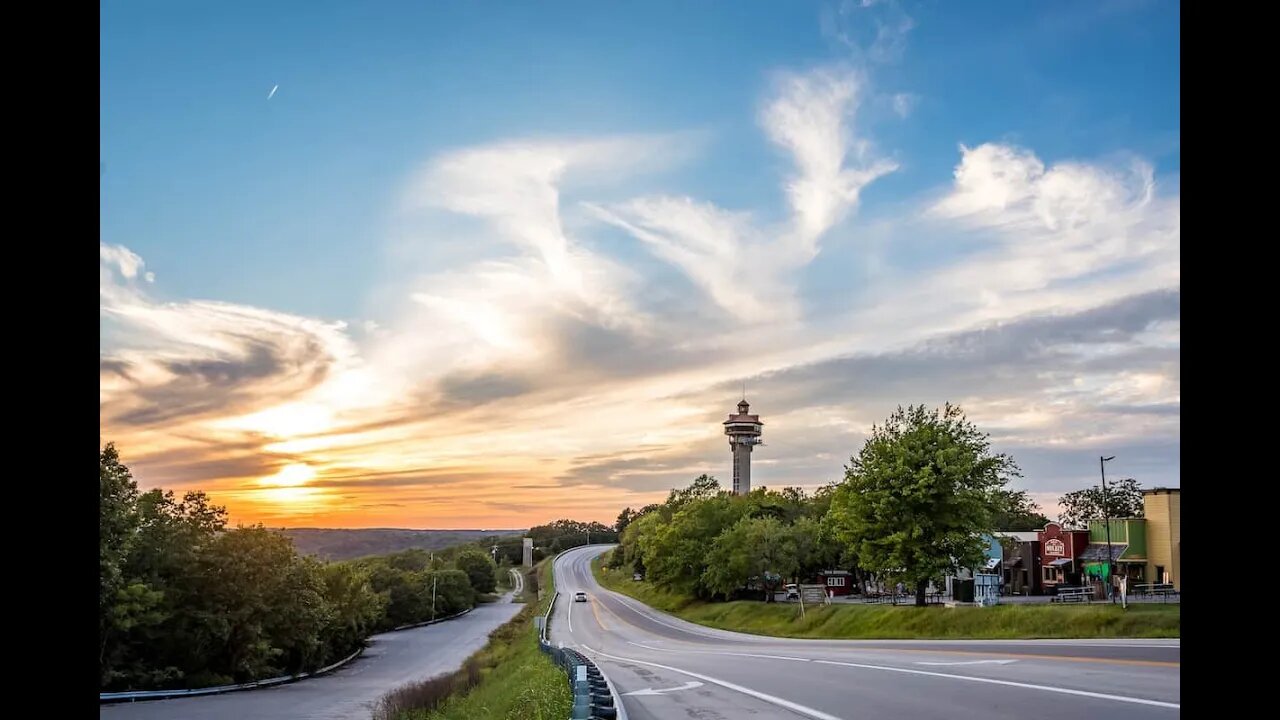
[594,554,1179,640]
[378,558,571,720]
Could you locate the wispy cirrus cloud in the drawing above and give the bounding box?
[590,64,896,323]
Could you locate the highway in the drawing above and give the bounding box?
[550,545,1180,720]
[100,586,525,720]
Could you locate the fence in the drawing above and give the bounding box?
[101,607,473,703]
[538,590,623,720]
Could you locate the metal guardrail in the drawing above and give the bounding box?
[101,606,474,703]
[393,606,472,631]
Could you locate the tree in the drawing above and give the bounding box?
[454,549,498,594]
[642,494,747,596]
[100,444,139,676]
[318,563,385,660]
[615,507,635,535]
[1058,478,1144,527]
[665,474,721,508]
[990,488,1051,531]
[825,404,1019,606]
[701,516,797,601]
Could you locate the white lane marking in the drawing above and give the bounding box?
[623,681,704,696]
[627,640,812,663]
[813,660,1179,709]
[567,595,573,634]
[915,660,1018,666]
[582,644,844,720]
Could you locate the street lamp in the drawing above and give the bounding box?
[1099,455,1116,603]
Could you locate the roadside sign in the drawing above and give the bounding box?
[800,585,828,604]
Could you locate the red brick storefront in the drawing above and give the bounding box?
[1037,522,1090,591]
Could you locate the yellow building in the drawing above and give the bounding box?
[1142,488,1180,590]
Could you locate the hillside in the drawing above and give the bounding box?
[280,528,525,561]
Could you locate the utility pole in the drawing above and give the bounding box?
[1100,455,1116,603]
[431,573,438,620]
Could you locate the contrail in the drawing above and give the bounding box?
[268,84,278,100]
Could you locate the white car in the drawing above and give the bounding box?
[574,591,588,602]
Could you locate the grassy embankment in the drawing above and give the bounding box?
[593,552,1179,639]
[375,558,571,720]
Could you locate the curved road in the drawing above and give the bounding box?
[551,545,1179,720]
[101,584,525,720]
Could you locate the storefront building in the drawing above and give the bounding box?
[1081,518,1148,591]
[997,531,1041,595]
[1143,488,1181,590]
[1037,522,1090,591]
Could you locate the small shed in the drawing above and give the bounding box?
[816,569,854,596]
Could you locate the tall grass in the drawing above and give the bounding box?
[594,555,1179,639]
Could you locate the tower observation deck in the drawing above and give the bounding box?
[724,399,763,495]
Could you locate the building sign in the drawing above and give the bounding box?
[1044,538,1066,556]
[800,585,829,604]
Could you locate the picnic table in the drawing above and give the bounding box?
[1051,586,1094,603]
[1132,583,1178,602]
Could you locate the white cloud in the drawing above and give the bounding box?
[595,65,896,323]
[762,65,899,256]
[100,243,359,429]
[100,71,1179,524]
[100,243,146,280]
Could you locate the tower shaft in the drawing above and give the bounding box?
[724,398,763,495]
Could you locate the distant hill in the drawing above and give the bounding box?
[280,528,526,561]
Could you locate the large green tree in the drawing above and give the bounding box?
[826,404,1019,606]
[1057,477,1144,527]
[701,516,798,601]
[454,548,498,594]
[643,493,746,597]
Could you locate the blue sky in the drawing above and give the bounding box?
[100,1,1180,527]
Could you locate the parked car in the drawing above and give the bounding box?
[574,591,588,602]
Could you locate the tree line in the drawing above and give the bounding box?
[99,444,501,691]
[610,404,1055,606]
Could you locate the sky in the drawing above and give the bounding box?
[100,0,1180,529]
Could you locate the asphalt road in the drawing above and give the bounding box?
[100,588,525,720]
[549,545,1180,720]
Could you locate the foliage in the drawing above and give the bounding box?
[990,488,1051,531]
[614,475,837,600]
[595,552,1178,639]
[99,443,534,691]
[615,507,636,535]
[524,519,618,557]
[703,516,798,601]
[454,549,498,595]
[825,404,1019,606]
[1058,477,1145,527]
